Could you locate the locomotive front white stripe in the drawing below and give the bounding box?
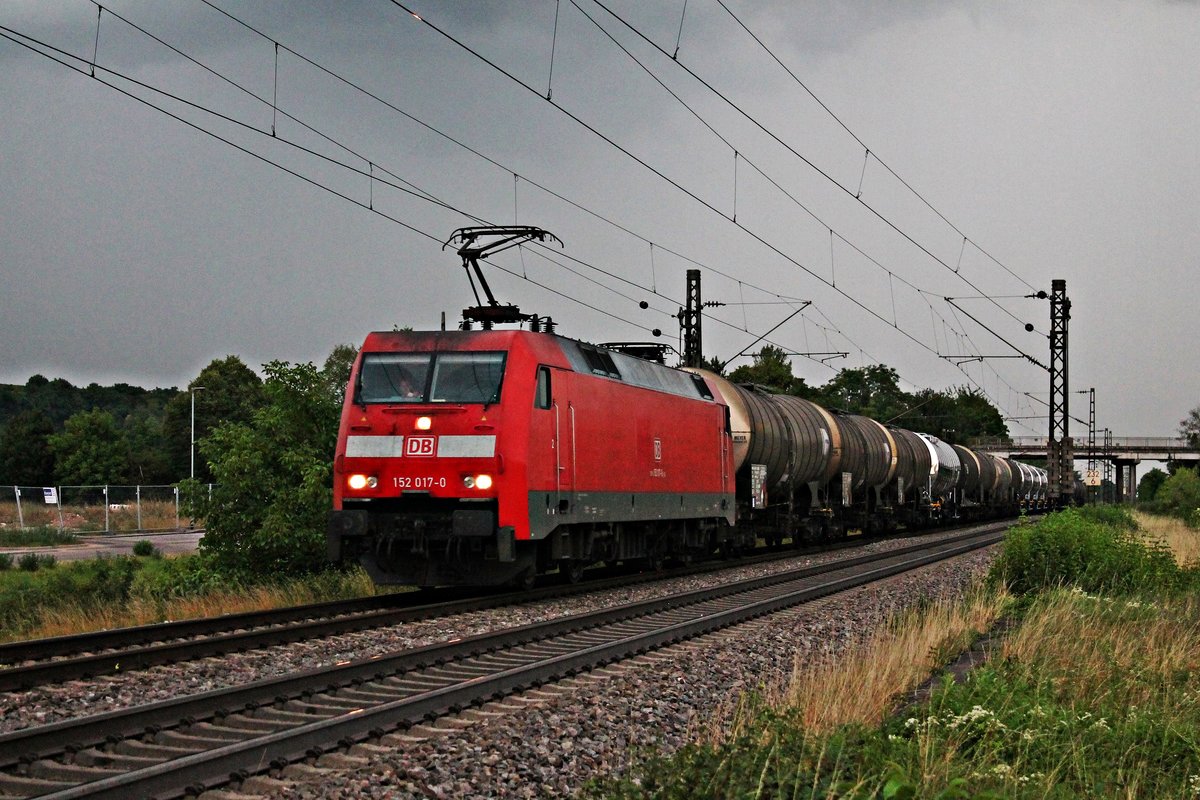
[345,435,496,458]
[346,435,405,457]
[437,435,496,458]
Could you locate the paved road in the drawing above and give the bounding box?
[0,530,204,562]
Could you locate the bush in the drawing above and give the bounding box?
[0,553,11,571]
[0,555,136,637]
[1151,468,1200,522]
[132,539,157,557]
[194,361,340,576]
[1076,503,1137,531]
[129,553,239,602]
[991,508,1184,596]
[0,527,78,547]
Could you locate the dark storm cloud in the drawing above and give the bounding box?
[0,0,1197,454]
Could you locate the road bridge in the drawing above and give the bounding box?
[970,437,1200,502]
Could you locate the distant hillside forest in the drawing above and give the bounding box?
[0,344,1008,488]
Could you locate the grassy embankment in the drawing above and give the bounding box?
[586,507,1200,799]
[0,551,381,644]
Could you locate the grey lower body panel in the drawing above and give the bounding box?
[328,490,736,587]
[526,490,736,540]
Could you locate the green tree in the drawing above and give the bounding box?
[699,355,727,376]
[1181,406,1200,448]
[1153,467,1200,520]
[194,361,341,575]
[1137,467,1168,504]
[162,356,265,481]
[123,407,173,484]
[321,344,359,407]
[728,346,811,396]
[814,364,908,420]
[0,409,56,485]
[22,374,84,428]
[49,409,130,485]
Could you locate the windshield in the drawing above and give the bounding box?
[358,353,431,403]
[357,351,506,404]
[430,352,506,403]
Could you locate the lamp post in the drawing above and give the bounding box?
[190,386,206,482]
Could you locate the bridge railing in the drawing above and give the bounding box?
[970,436,1194,451]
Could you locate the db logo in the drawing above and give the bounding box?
[406,436,436,457]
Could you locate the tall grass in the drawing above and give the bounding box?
[698,589,1010,746]
[990,506,1185,596]
[1135,510,1200,567]
[0,527,78,547]
[586,508,1200,799]
[0,556,380,643]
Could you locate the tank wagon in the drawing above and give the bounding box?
[327,328,1047,588]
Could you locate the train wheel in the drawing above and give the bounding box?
[511,568,536,591]
[561,560,586,584]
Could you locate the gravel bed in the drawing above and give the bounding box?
[268,546,999,800]
[0,527,992,735]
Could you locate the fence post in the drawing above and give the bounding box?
[14,487,23,530]
[104,485,110,534]
[174,485,180,530]
[56,488,64,532]
[136,485,143,532]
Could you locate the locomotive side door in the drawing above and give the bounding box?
[543,366,575,515]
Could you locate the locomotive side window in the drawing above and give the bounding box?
[579,345,621,379]
[535,366,552,409]
[691,373,714,400]
[429,352,507,404]
[357,353,432,403]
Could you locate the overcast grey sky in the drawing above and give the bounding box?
[1,1,1196,445]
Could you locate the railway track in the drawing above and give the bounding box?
[0,526,957,691]
[0,522,1009,799]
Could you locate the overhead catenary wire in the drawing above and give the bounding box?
[195,0,907,376]
[0,23,658,336]
[382,0,1019,403]
[0,8,848,379]
[713,0,1036,293]
[581,0,1043,339]
[202,0,877,350]
[5,5,1046,428]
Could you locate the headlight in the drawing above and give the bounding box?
[348,474,377,490]
[415,416,432,431]
[474,474,493,490]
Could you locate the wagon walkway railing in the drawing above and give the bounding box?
[1,484,213,535]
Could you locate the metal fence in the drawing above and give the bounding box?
[1,484,213,535]
[972,436,1194,450]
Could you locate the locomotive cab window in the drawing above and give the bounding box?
[430,352,506,403]
[357,353,432,403]
[535,366,552,409]
[357,352,506,404]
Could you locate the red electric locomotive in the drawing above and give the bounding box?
[327,328,738,587]
[327,225,1046,588]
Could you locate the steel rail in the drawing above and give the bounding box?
[0,524,1008,798]
[0,525,955,691]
